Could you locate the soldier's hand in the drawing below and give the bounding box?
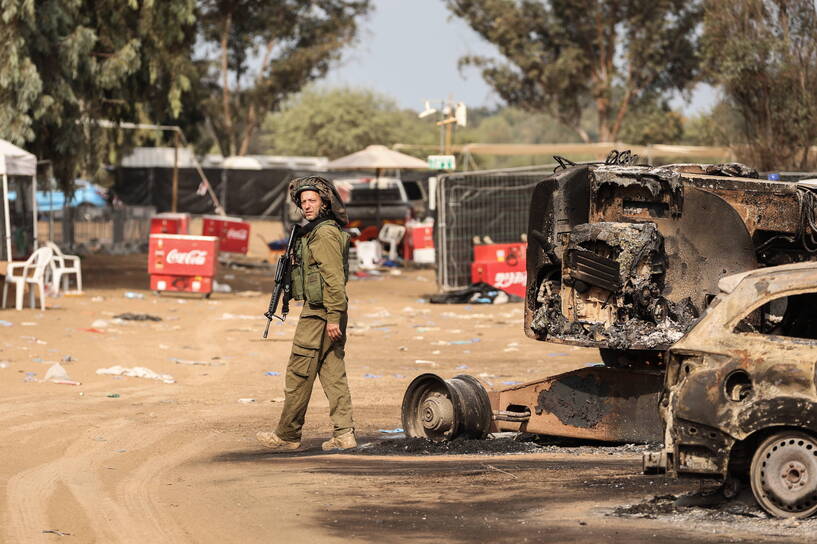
[327,323,342,342]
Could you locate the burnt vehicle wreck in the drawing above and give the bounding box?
[643,263,817,518]
[402,158,817,447]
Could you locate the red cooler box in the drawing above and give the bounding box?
[471,242,527,298]
[150,213,190,235]
[403,221,435,261]
[148,234,219,295]
[201,215,250,254]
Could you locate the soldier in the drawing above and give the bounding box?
[256,176,355,451]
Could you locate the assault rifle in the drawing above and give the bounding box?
[262,225,299,338]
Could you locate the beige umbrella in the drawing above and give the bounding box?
[326,145,428,225]
[326,144,428,171]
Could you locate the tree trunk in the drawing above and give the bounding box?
[220,13,235,157]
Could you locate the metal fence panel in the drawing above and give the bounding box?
[437,167,553,291]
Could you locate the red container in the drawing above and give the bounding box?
[470,242,527,297]
[473,242,526,265]
[471,260,527,298]
[201,215,250,254]
[403,222,435,260]
[148,234,219,295]
[150,213,190,235]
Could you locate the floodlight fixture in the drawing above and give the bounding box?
[418,100,437,119]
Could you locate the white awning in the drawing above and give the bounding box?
[0,139,36,176]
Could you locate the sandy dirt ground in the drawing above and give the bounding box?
[0,255,812,543]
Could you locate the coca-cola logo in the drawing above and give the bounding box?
[166,248,207,266]
[493,271,526,288]
[225,228,248,240]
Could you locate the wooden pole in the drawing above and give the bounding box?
[171,131,180,212]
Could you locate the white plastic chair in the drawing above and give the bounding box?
[378,224,406,262]
[2,246,54,310]
[46,241,82,294]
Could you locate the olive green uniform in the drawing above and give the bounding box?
[275,220,353,441]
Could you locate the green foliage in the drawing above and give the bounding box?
[197,0,371,157]
[702,0,817,170]
[259,87,433,158]
[447,0,702,142]
[0,0,197,188]
[619,99,684,145]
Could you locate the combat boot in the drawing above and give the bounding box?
[256,431,300,451]
[321,430,357,451]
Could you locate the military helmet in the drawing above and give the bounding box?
[288,176,349,226]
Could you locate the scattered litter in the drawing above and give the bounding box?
[0,320,12,327]
[212,280,232,293]
[477,372,496,378]
[62,355,74,362]
[82,328,105,334]
[378,428,405,434]
[91,319,109,328]
[171,358,222,366]
[42,530,72,537]
[224,274,236,280]
[0,361,9,369]
[107,393,120,398]
[264,371,281,376]
[123,291,145,299]
[456,364,469,370]
[23,372,37,382]
[32,357,43,363]
[91,296,105,302]
[397,346,408,351]
[21,322,37,326]
[393,374,405,379]
[219,313,257,320]
[114,313,162,322]
[415,359,437,367]
[412,336,425,340]
[158,344,170,350]
[415,327,439,333]
[429,282,521,304]
[546,352,568,357]
[364,309,391,319]
[44,363,70,382]
[503,348,519,352]
[270,397,285,403]
[432,350,441,355]
[238,398,256,404]
[363,373,382,379]
[449,338,480,345]
[501,380,522,386]
[96,366,175,384]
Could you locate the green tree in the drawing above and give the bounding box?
[260,87,434,158]
[618,98,684,145]
[197,0,371,158]
[0,0,197,187]
[447,0,702,143]
[702,0,817,170]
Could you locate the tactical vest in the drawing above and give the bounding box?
[291,220,350,304]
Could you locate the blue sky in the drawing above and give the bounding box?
[325,0,717,115]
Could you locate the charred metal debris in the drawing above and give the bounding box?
[525,158,817,353]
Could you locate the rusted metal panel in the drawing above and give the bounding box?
[489,366,664,443]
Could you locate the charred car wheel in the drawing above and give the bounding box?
[401,374,492,441]
[750,431,817,518]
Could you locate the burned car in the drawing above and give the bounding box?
[644,262,817,518]
[402,157,817,448]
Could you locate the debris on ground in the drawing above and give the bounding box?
[114,313,162,321]
[356,437,542,456]
[428,282,522,304]
[96,365,175,384]
[123,291,145,299]
[171,357,224,366]
[238,398,256,404]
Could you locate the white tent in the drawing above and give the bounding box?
[0,139,38,262]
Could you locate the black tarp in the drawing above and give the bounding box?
[112,167,296,216]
